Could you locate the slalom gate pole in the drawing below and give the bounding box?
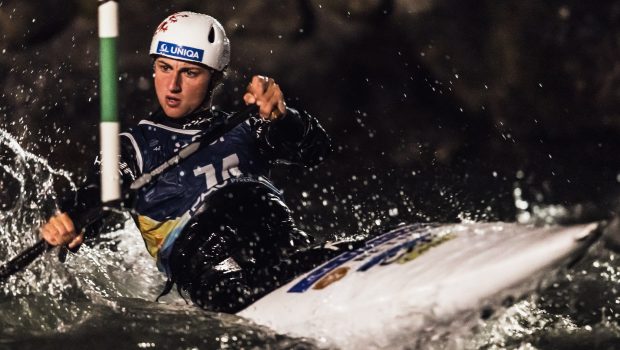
[0,106,258,282]
[98,0,121,202]
[0,4,263,282]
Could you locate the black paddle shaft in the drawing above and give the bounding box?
[0,240,47,282]
[0,203,105,283]
[0,105,259,283]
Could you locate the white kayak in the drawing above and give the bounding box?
[238,222,601,349]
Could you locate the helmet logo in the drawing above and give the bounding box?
[150,12,229,70]
[156,41,204,63]
[156,13,189,33]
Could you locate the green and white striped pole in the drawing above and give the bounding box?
[98,0,120,202]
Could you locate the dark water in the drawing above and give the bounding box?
[0,297,319,350]
[1,129,620,350]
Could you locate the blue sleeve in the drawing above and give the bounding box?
[59,133,140,220]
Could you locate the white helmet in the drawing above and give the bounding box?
[149,12,230,71]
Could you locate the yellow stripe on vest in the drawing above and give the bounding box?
[137,215,182,257]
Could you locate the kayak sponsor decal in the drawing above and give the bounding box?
[393,233,455,265]
[156,41,204,63]
[288,224,433,293]
[356,232,434,272]
[313,267,350,290]
[287,247,365,293]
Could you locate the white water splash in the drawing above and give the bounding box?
[0,127,174,333]
[0,128,77,298]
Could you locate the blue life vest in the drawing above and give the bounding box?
[120,116,279,273]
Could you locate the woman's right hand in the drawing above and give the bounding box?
[40,212,83,249]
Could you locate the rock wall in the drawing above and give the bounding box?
[1,0,619,232]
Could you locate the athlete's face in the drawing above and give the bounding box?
[153,57,212,118]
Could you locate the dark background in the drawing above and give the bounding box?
[1,0,620,238]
